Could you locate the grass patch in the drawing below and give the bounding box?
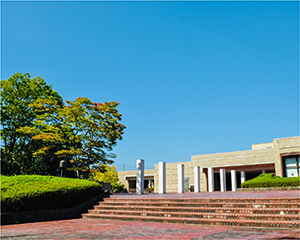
[1,175,102,212]
[241,173,300,188]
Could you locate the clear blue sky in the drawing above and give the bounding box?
[2,1,299,171]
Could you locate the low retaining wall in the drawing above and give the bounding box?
[237,186,300,191]
[1,191,110,225]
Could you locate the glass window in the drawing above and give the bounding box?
[283,156,300,177]
[285,157,297,167]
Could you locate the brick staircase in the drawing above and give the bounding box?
[82,197,300,228]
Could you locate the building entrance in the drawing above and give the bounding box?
[128,179,154,193]
[212,168,273,191]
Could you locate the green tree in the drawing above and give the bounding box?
[92,164,126,192]
[1,73,63,175]
[61,98,125,178]
[92,164,120,184]
[19,97,126,178]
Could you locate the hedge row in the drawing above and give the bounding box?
[1,175,102,212]
[241,173,300,188]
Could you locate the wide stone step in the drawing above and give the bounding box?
[95,205,300,215]
[105,197,300,204]
[99,201,300,209]
[83,197,300,228]
[88,209,300,221]
[82,213,299,228]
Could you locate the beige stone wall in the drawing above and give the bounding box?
[120,137,299,193]
[118,169,154,191]
[154,137,299,192]
[191,148,275,167]
[277,136,300,154]
[154,161,207,193]
[252,142,274,150]
[191,146,276,191]
[118,170,135,190]
[273,136,300,176]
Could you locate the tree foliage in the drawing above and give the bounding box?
[20,97,126,178]
[92,164,120,184]
[92,164,126,192]
[1,73,126,178]
[1,73,63,175]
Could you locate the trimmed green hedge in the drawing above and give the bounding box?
[1,175,102,212]
[241,173,300,188]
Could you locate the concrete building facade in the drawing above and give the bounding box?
[118,136,300,193]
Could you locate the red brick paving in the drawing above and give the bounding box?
[110,190,300,199]
[1,191,300,239]
[1,218,300,239]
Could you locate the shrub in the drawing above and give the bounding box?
[241,173,300,188]
[91,164,127,193]
[254,173,281,179]
[112,183,127,193]
[1,175,102,212]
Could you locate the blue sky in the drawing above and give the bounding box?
[1,1,299,171]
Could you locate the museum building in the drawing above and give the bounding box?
[118,136,300,193]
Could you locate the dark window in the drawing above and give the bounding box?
[282,155,300,177]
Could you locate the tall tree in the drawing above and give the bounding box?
[19,97,126,178]
[1,73,63,175]
[62,98,126,178]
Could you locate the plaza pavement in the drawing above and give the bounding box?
[1,190,300,240]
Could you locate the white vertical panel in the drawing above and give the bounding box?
[208,167,214,192]
[159,162,166,194]
[231,170,237,192]
[136,159,144,194]
[220,169,226,192]
[178,164,184,193]
[194,166,200,193]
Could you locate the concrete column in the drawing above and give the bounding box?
[178,164,184,193]
[220,169,226,192]
[136,159,144,194]
[194,166,200,193]
[159,162,166,194]
[231,170,237,192]
[241,171,246,184]
[208,167,214,192]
